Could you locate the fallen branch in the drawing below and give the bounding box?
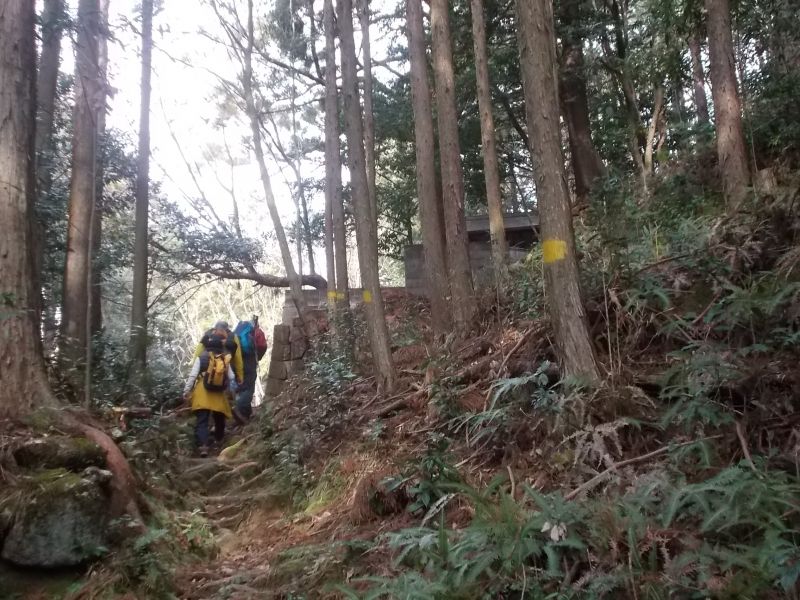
[498,326,539,376]
[564,436,723,501]
[150,239,327,289]
[374,390,425,418]
[204,491,281,505]
[735,421,758,473]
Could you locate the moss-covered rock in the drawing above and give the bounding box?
[13,435,106,472]
[0,468,111,567]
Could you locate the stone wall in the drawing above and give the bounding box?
[265,320,309,397]
[264,306,333,397]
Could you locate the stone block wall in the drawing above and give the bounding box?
[264,312,320,397]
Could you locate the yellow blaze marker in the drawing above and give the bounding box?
[362,289,373,303]
[542,239,567,264]
[336,292,346,301]
[327,290,337,300]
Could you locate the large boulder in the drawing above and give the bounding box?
[1,468,112,567]
[13,436,105,472]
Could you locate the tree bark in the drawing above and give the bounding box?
[242,0,306,322]
[324,166,336,309]
[61,0,104,392]
[705,0,750,208]
[33,0,67,348]
[406,0,452,334]
[430,0,477,331]
[516,0,600,382]
[688,34,710,125]
[358,0,378,224]
[0,0,58,418]
[300,188,315,275]
[130,0,153,380]
[470,0,508,278]
[338,0,396,392]
[288,79,316,276]
[323,0,350,310]
[558,0,605,204]
[90,0,110,342]
[35,0,66,200]
[644,85,664,175]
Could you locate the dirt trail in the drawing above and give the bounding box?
[172,445,347,599]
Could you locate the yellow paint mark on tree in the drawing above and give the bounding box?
[542,239,567,264]
[327,291,337,301]
[362,290,373,303]
[336,292,346,301]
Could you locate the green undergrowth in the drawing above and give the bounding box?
[340,459,800,599]
[323,174,800,597]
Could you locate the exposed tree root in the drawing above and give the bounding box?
[58,408,144,528]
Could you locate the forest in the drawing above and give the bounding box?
[1,0,800,597]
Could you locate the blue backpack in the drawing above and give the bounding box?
[234,321,256,357]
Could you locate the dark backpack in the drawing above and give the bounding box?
[234,321,256,357]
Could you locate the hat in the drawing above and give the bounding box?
[214,320,229,330]
[205,336,224,351]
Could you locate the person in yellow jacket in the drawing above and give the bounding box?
[183,335,236,457]
[192,320,244,385]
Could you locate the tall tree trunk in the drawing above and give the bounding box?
[358,0,377,224]
[644,85,664,175]
[34,0,67,350]
[338,0,396,392]
[430,0,477,331]
[243,0,306,322]
[289,93,316,276]
[516,0,600,382]
[688,35,710,126]
[300,188,315,275]
[130,0,153,381]
[0,0,58,418]
[90,0,110,341]
[61,0,104,394]
[470,0,508,278]
[35,0,66,200]
[705,0,750,208]
[406,0,452,334]
[324,172,336,308]
[558,0,605,204]
[323,0,349,309]
[602,0,647,194]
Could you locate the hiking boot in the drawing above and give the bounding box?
[232,407,248,426]
[198,446,209,458]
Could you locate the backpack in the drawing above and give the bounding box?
[234,321,256,357]
[199,351,231,392]
[254,325,268,361]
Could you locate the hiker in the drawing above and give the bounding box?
[183,333,236,457]
[232,316,268,424]
[192,320,244,387]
